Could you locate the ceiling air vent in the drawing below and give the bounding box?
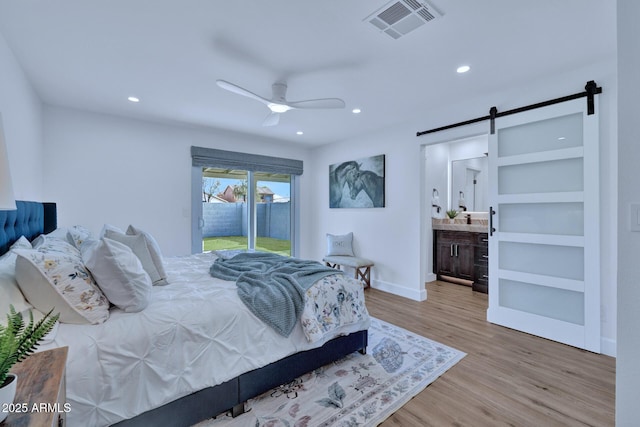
[364,0,443,39]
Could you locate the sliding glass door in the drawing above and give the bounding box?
[197,167,292,255]
[191,146,301,256]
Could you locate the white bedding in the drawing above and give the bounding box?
[39,252,370,427]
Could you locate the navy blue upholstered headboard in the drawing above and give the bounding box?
[0,201,57,256]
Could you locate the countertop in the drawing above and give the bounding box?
[432,218,489,233]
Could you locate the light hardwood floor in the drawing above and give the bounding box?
[365,281,615,427]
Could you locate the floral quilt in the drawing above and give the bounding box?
[301,274,369,343]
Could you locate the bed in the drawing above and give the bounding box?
[0,201,369,426]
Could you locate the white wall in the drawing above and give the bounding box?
[311,59,618,355]
[425,142,449,218]
[616,0,639,423]
[307,123,425,300]
[42,106,313,257]
[0,31,43,199]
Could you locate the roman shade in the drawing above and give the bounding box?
[191,146,303,176]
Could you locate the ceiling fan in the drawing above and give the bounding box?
[216,79,345,126]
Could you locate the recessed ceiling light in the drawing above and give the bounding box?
[128,96,140,103]
[296,131,304,135]
[456,65,470,74]
[352,108,361,114]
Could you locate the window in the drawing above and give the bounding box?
[190,147,301,256]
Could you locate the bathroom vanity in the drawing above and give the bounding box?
[433,219,489,293]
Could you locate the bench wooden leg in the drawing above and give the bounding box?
[326,261,371,289]
[355,266,371,289]
[325,261,341,270]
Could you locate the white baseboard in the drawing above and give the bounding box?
[424,272,437,283]
[601,337,616,357]
[371,279,427,301]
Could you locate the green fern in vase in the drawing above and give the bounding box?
[0,305,59,385]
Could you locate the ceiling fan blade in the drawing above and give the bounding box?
[216,80,270,105]
[287,98,345,109]
[262,112,280,127]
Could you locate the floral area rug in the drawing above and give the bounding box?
[196,318,465,427]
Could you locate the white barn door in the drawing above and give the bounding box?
[487,97,600,353]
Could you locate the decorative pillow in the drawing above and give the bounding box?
[0,238,34,325]
[67,225,94,249]
[31,234,46,249]
[32,232,73,249]
[81,238,152,313]
[126,225,168,285]
[99,223,125,238]
[326,232,355,257]
[14,240,110,324]
[46,227,71,240]
[102,230,163,285]
[11,236,32,250]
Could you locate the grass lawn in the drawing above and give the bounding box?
[203,236,290,256]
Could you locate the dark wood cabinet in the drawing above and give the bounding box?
[434,230,488,293]
[472,233,489,293]
[434,230,475,283]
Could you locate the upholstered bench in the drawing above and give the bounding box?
[323,255,373,289]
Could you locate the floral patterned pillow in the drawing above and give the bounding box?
[14,239,109,324]
[67,225,94,249]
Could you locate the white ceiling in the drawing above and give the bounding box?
[0,1,616,146]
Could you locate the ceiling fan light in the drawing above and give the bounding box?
[268,103,291,113]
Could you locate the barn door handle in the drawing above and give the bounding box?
[489,207,496,236]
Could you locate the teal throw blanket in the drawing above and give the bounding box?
[210,252,342,337]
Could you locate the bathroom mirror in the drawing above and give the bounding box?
[451,156,488,212]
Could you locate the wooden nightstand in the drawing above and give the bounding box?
[3,346,68,427]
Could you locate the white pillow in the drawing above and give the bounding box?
[14,240,110,324]
[45,227,71,240]
[0,237,34,326]
[81,238,152,313]
[32,228,76,249]
[103,230,163,285]
[99,223,125,238]
[326,232,355,257]
[31,234,46,248]
[11,236,32,250]
[126,225,168,285]
[32,232,73,249]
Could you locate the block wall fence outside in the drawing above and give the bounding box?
[202,202,290,240]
